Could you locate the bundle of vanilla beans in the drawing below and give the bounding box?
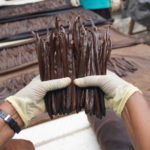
[35,17,111,118]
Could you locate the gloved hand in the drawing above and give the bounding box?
[6,76,71,127]
[74,71,140,116]
[70,0,80,7]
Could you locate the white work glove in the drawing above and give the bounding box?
[74,71,140,116]
[6,76,71,127]
[70,0,80,7]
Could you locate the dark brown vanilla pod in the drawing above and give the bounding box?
[107,57,138,77]
[35,17,112,118]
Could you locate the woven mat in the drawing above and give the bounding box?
[0,0,71,17]
[0,8,106,41]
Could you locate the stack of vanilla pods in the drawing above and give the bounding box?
[35,17,111,118]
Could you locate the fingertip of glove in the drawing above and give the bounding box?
[62,77,72,85]
[73,78,82,87]
[52,77,72,88]
[74,77,92,87]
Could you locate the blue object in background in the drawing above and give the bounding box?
[80,0,110,9]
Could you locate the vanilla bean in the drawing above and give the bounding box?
[35,17,111,118]
[66,34,73,112]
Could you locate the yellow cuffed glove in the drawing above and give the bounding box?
[6,76,71,127]
[74,71,141,117]
[70,0,80,7]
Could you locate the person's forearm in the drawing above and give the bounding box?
[0,101,23,149]
[122,92,150,150]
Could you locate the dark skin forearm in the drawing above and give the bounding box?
[122,92,150,150]
[0,101,23,149]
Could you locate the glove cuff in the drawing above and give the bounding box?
[112,85,141,116]
[6,96,29,127]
